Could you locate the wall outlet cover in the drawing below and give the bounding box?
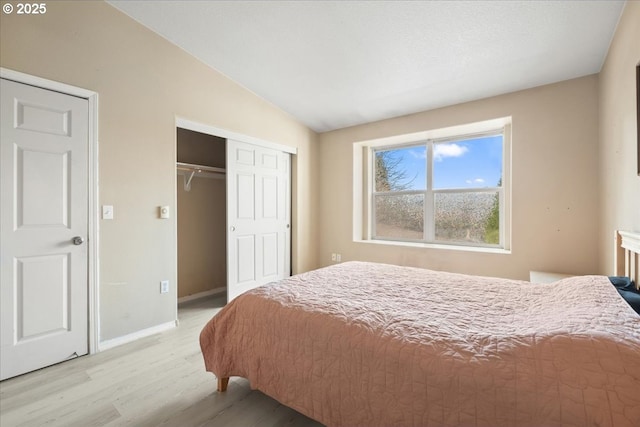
[160,280,169,294]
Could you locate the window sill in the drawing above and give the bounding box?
[354,238,512,255]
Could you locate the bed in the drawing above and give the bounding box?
[200,231,640,427]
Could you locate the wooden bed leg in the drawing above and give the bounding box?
[217,377,229,392]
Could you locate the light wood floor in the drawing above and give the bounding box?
[0,296,324,427]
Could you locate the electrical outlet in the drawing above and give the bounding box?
[160,280,169,294]
[331,253,337,261]
[336,254,342,262]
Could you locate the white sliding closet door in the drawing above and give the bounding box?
[226,139,290,302]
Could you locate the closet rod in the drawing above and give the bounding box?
[176,162,226,175]
[177,162,225,191]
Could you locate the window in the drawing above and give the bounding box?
[354,118,511,251]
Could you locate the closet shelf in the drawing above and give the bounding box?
[177,162,225,191]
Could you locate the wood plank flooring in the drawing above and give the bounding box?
[0,296,324,427]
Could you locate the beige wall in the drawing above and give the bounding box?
[0,1,319,342]
[598,1,640,274]
[2,0,635,345]
[319,76,600,280]
[176,130,226,298]
[177,178,226,298]
[177,128,226,168]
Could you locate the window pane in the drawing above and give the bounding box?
[375,194,424,240]
[434,191,500,245]
[375,146,426,191]
[433,135,502,189]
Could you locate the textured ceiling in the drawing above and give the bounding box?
[107,1,625,132]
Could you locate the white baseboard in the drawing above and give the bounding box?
[99,320,177,351]
[178,287,226,304]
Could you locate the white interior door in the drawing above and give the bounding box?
[0,78,89,380]
[226,139,290,302]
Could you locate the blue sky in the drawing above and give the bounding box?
[378,135,503,190]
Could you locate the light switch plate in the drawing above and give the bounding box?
[102,205,113,220]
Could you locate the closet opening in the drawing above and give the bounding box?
[176,127,227,302]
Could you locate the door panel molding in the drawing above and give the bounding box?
[1,68,99,355]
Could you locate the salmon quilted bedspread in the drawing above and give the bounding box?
[200,261,640,427]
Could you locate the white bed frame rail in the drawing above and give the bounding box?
[615,230,640,289]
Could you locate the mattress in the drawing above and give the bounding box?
[200,261,640,426]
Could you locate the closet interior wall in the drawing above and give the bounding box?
[176,128,227,299]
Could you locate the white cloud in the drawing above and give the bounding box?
[466,178,485,185]
[433,143,468,161]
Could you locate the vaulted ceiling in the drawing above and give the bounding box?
[108,1,625,132]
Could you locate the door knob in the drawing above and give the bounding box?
[72,236,84,245]
[230,226,236,232]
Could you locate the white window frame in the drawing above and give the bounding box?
[353,117,512,253]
